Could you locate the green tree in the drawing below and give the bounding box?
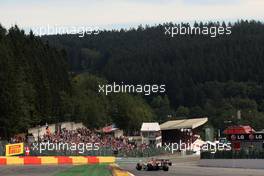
[150,95,172,122]
[176,106,190,118]
[110,94,154,132]
[72,73,110,128]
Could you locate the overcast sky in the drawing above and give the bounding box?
[0,0,263,30]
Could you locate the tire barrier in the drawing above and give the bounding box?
[0,156,115,165]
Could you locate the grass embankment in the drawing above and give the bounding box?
[54,164,112,176]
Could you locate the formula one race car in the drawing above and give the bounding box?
[136,158,172,171]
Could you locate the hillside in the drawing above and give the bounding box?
[0,25,154,138]
[0,25,71,137]
[43,21,264,130]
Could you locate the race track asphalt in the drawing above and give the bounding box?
[120,160,264,176]
[118,155,264,176]
[1,156,264,176]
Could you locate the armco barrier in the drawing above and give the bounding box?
[199,159,264,169]
[0,156,115,165]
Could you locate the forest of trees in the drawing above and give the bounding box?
[1,20,264,138]
[43,20,264,131]
[0,25,153,139]
[0,25,70,138]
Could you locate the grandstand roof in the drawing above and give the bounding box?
[223,125,255,134]
[160,117,208,130]
[141,123,160,132]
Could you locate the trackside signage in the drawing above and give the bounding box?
[5,143,24,156]
[228,134,264,141]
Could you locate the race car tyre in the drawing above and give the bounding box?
[153,165,159,170]
[163,166,169,171]
[147,164,153,171]
[136,163,142,170]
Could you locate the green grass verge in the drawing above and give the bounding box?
[54,164,112,176]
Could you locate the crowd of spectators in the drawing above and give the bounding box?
[2,125,166,158]
[7,126,151,156]
[37,127,147,153]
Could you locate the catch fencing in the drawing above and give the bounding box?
[0,142,170,157]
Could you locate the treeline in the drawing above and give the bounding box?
[43,20,264,131]
[0,25,154,138]
[1,21,264,138]
[0,25,70,138]
[69,74,154,132]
